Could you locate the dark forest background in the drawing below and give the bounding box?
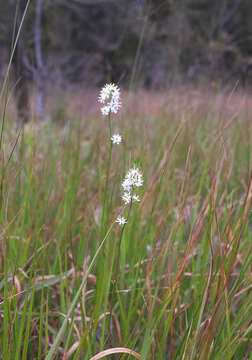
[1,0,252,120]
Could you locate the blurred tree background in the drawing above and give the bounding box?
[1,0,252,120]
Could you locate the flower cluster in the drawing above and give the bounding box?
[121,167,143,205]
[98,83,121,116]
[122,167,144,191]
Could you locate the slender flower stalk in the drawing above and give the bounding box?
[99,83,122,236]
[101,111,112,235]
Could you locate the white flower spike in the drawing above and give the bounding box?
[122,167,143,193]
[116,216,127,226]
[98,83,121,116]
[120,167,143,207]
[111,134,122,145]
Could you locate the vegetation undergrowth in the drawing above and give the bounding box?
[0,86,251,360]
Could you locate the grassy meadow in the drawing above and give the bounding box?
[0,88,251,359]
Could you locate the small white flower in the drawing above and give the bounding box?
[111,134,122,145]
[132,194,140,202]
[101,105,111,116]
[116,216,127,226]
[98,83,121,115]
[122,192,132,205]
[109,101,121,114]
[122,178,132,192]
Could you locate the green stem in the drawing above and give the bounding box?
[101,112,113,237]
[45,223,114,360]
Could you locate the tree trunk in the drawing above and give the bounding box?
[12,0,30,124]
[34,0,45,122]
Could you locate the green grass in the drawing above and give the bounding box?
[0,89,251,359]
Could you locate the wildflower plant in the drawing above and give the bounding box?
[98,83,122,235]
[45,83,145,360]
[98,83,144,231]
